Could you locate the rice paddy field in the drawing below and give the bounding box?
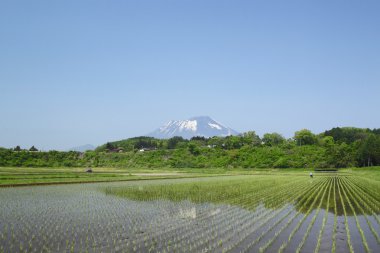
[0,169,379,253]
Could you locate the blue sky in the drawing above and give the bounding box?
[1,0,379,150]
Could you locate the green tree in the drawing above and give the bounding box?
[241,131,261,146]
[224,135,243,149]
[14,145,21,151]
[105,142,115,151]
[321,136,334,147]
[323,127,369,144]
[357,135,380,166]
[188,143,201,156]
[294,129,316,146]
[29,146,38,152]
[167,136,186,149]
[262,133,285,146]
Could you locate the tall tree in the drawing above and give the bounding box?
[241,131,261,146]
[262,133,285,146]
[105,142,115,151]
[294,129,316,146]
[29,146,38,152]
[357,134,380,166]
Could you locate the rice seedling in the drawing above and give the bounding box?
[339,177,371,253]
[332,176,338,253]
[341,177,380,244]
[0,172,379,252]
[314,174,332,253]
[337,177,354,253]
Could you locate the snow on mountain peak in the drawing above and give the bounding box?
[179,120,197,132]
[148,116,239,139]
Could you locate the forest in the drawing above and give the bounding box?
[1,127,379,169]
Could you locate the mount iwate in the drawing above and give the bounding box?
[147,116,240,139]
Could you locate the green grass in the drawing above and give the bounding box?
[1,166,379,187]
[104,169,380,214]
[1,166,293,186]
[0,167,210,186]
[0,166,307,186]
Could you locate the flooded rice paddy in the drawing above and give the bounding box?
[0,174,379,252]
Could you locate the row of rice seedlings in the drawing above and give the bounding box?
[348,177,380,222]
[294,176,332,253]
[332,176,338,253]
[155,176,312,251]
[341,177,380,244]
[155,177,309,252]
[117,176,316,253]
[187,207,275,252]
[350,177,380,206]
[152,204,247,251]
[223,177,322,252]
[107,176,252,202]
[345,176,380,215]
[337,177,354,253]
[157,208,252,252]
[104,199,167,252]
[314,174,333,253]
[131,180,274,251]
[208,177,317,252]
[135,176,308,252]
[119,188,255,251]
[255,177,330,253]
[0,185,154,252]
[278,177,331,253]
[243,176,329,253]
[342,177,380,238]
[350,176,380,201]
[4,173,379,252]
[348,177,380,213]
[339,177,372,252]
[107,175,304,207]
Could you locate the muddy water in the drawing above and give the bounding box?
[335,215,350,253]
[357,215,379,251]
[319,212,334,252]
[302,209,325,253]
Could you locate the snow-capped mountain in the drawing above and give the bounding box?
[148,116,240,139]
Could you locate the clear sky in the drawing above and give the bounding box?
[1,0,379,150]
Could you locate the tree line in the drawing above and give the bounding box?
[1,127,379,168]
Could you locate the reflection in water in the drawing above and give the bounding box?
[0,176,379,252]
[107,175,380,216]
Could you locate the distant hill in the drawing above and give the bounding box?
[68,144,95,152]
[147,116,239,139]
[2,126,380,168]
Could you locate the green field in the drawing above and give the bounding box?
[0,166,319,186]
[0,167,223,186]
[0,168,379,252]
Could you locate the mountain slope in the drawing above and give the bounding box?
[148,116,239,139]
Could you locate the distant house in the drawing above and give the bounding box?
[110,147,124,153]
